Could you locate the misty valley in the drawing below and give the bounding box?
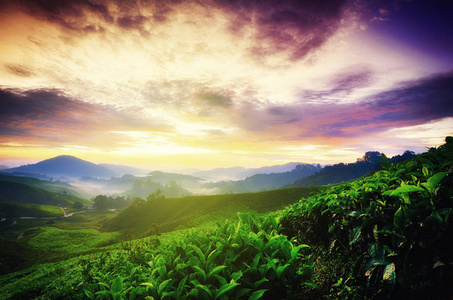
[1,138,452,299]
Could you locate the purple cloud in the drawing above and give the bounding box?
[233,72,453,138]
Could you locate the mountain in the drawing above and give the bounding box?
[3,155,117,180]
[191,162,309,181]
[99,163,149,176]
[204,163,322,193]
[283,150,417,188]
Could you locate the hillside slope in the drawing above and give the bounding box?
[105,186,320,236]
[0,180,89,209]
[283,150,417,188]
[205,163,321,193]
[0,174,89,198]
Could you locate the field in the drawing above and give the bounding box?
[0,138,452,299]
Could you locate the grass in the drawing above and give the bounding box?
[28,226,121,254]
[52,210,118,230]
[107,186,320,237]
[0,201,64,218]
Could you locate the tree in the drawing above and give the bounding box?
[73,202,83,209]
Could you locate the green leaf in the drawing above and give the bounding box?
[383,263,396,285]
[253,277,268,289]
[276,264,290,278]
[194,283,213,298]
[189,245,206,262]
[84,289,94,300]
[422,166,429,177]
[291,244,309,260]
[158,279,172,295]
[394,207,405,231]
[390,185,425,196]
[176,276,187,296]
[187,288,199,298]
[208,265,227,278]
[302,282,319,289]
[368,243,384,261]
[230,270,242,282]
[427,172,447,189]
[192,266,207,283]
[249,289,268,300]
[349,226,361,245]
[251,253,262,269]
[215,282,239,299]
[236,288,252,298]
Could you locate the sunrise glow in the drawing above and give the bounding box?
[1,0,452,170]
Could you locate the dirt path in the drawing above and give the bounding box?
[59,206,67,217]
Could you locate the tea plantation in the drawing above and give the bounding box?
[0,137,452,299]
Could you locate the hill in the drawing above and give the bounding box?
[105,186,320,236]
[204,163,321,193]
[0,180,90,210]
[190,162,306,181]
[0,200,64,219]
[283,150,417,188]
[3,155,116,180]
[99,163,149,176]
[0,174,90,198]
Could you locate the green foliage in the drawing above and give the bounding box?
[28,226,120,253]
[106,186,320,237]
[282,137,453,298]
[0,200,63,218]
[82,213,314,299]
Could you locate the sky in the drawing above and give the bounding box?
[0,0,452,171]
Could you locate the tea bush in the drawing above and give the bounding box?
[282,137,453,298]
[82,213,314,300]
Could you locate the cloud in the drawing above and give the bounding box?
[3,63,35,77]
[196,91,233,108]
[0,0,351,62]
[212,0,349,61]
[4,0,112,32]
[0,88,170,147]
[228,71,453,140]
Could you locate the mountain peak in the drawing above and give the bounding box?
[4,155,116,179]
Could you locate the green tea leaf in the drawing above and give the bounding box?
[249,289,268,300]
[302,282,319,289]
[84,289,94,300]
[208,265,227,278]
[230,270,242,282]
[158,279,172,295]
[349,226,361,245]
[253,277,268,289]
[427,172,447,189]
[422,166,429,177]
[394,207,405,231]
[291,244,309,260]
[390,185,425,196]
[214,282,239,299]
[276,264,290,278]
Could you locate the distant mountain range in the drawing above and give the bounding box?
[283,150,417,189]
[189,162,308,181]
[99,163,149,176]
[204,163,322,193]
[0,150,418,196]
[3,155,116,180]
